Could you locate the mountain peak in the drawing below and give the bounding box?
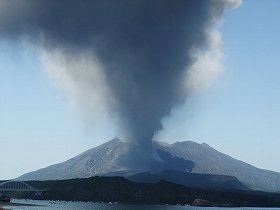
[110,137,122,142]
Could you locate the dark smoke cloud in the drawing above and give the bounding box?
[0,0,240,169]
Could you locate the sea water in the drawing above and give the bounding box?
[1,199,280,210]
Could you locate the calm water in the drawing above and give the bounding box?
[2,199,280,210]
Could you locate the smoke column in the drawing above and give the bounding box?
[0,0,241,168]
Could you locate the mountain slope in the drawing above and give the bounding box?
[17,138,280,192]
[156,141,280,192]
[18,138,128,180]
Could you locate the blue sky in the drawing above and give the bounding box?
[0,0,279,180]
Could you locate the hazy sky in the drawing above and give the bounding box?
[0,0,279,180]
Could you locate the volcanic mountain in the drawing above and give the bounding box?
[18,138,280,192]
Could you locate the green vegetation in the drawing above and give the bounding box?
[3,177,280,207]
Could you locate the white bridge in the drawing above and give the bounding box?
[0,181,45,196]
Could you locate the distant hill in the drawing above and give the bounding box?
[18,138,280,192]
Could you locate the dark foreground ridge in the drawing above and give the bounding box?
[5,176,280,207]
[127,170,249,191]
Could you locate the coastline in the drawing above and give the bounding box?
[0,201,41,209]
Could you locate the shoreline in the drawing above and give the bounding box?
[0,201,42,209]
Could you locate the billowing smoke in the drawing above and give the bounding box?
[0,0,241,168]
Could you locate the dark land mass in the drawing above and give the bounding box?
[127,170,249,191]
[2,176,280,207]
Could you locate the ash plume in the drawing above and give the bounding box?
[0,0,241,169]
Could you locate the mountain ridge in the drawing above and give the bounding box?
[156,140,280,192]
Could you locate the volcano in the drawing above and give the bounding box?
[17,138,280,192]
